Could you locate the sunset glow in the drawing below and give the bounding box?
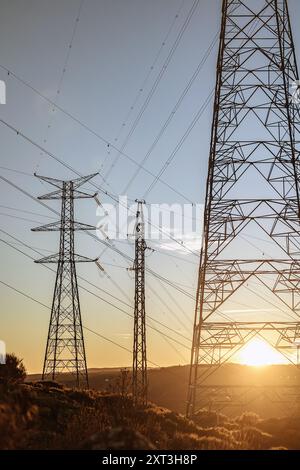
[237,339,287,366]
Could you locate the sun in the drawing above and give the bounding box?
[237,338,286,366]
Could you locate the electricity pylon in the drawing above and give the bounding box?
[32,173,98,388]
[187,0,300,417]
[131,200,148,405]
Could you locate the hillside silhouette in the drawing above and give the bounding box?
[1,379,300,450]
[29,363,300,418]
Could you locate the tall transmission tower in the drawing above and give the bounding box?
[131,200,148,405]
[187,0,300,417]
[32,173,98,389]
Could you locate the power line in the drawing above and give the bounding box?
[0,204,55,219]
[0,3,208,205]
[0,189,197,341]
[0,173,59,215]
[0,278,161,367]
[0,212,46,225]
[0,174,252,326]
[0,230,192,348]
[1,218,194,338]
[37,0,85,170]
[148,280,191,334]
[0,165,199,225]
[1,279,193,378]
[0,166,33,177]
[122,32,219,194]
[144,89,214,197]
[101,0,186,173]
[0,172,199,295]
[0,6,213,206]
[0,229,192,345]
[104,0,201,181]
[0,118,199,257]
[0,279,49,309]
[0,69,194,201]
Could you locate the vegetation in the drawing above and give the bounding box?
[0,378,299,450]
[0,353,26,385]
[1,357,299,450]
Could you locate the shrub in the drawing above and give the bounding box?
[0,353,26,384]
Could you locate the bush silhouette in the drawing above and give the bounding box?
[1,374,300,449]
[0,353,26,384]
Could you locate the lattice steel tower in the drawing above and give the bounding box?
[187,0,300,417]
[32,173,98,388]
[131,200,148,405]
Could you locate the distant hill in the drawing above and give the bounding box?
[28,363,300,418]
[2,380,300,450]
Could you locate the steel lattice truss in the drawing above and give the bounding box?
[131,200,148,405]
[32,173,98,388]
[187,0,300,416]
[195,385,300,415]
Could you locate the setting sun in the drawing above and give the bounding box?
[237,338,287,366]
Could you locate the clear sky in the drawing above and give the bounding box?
[1,0,300,373]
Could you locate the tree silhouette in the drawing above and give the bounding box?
[0,353,26,384]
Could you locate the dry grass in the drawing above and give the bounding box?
[0,381,299,450]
